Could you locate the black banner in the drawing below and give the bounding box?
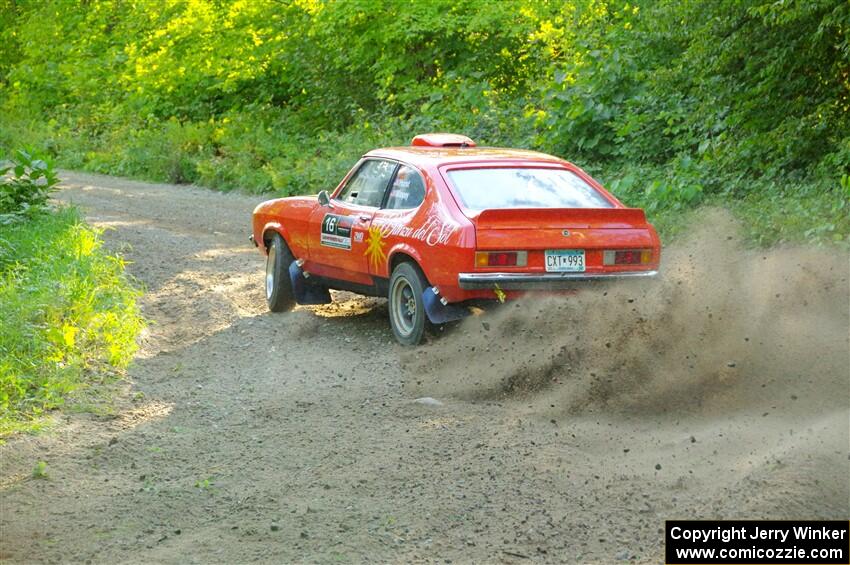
[666,521,849,564]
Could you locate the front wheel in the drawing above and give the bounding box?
[388,262,430,346]
[265,233,295,312]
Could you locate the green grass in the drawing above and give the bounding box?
[0,207,144,436]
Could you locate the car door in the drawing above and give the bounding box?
[307,158,398,284]
[369,163,429,278]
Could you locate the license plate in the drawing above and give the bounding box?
[545,249,585,272]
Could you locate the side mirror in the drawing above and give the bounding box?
[317,190,332,207]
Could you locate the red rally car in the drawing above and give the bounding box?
[251,133,660,345]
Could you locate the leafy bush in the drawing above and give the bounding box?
[0,149,59,222]
[0,206,144,435]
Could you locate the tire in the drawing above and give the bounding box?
[388,262,430,346]
[265,232,295,312]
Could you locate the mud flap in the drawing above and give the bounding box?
[288,261,332,305]
[422,286,469,324]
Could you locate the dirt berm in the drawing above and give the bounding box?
[1,172,847,564]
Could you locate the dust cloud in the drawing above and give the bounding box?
[404,209,849,518]
[407,210,848,417]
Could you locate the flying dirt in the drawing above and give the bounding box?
[407,210,849,519]
[1,173,847,564]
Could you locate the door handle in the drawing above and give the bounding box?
[358,216,370,222]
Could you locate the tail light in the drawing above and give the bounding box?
[475,251,528,267]
[603,249,652,266]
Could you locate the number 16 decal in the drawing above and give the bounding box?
[320,213,353,250]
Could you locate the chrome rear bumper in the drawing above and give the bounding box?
[458,270,658,290]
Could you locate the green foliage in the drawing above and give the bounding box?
[31,460,48,479]
[194,477,215,491]
[0,1,22,89]
[0,206,144,436]
[733,177,850,247]
[603,165,850,247]
[1,149,60,221]
[0,0,846,244]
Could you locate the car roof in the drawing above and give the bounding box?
[365,146,571,167]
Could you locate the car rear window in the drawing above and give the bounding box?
[446,167,614,210]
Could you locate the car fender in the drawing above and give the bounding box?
[385,242,425,280]
[259,221,290,255]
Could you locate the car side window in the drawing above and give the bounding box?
[337,159,397,208]
[384,165,426,210]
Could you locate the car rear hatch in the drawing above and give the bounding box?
[469,207,659,273]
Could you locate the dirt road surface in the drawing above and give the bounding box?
[1,171,848,564]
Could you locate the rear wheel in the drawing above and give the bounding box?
[265,233,295,312]
[388,262,431,345]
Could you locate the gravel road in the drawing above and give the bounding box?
[1,171,847,564]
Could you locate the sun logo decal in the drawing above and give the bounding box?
[363,225,387,270]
